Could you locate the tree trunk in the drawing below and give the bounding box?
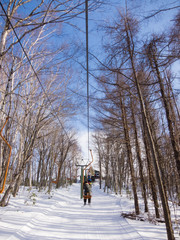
[56,161,63,188]
[130,98,148,213]
[142,118,160,218]
[104,141,110,193]
[98,148,102,189]
[148,42,180,180]
[120,93,139,215]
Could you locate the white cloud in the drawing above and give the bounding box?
[77,130,98,168]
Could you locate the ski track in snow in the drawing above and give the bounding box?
[0,183,177,240]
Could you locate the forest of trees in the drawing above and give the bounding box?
[0,1,179,240]
[0,0,103,206]
[92,4,180,240]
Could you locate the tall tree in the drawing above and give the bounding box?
[146,38,180,180]
[96,9,175,239]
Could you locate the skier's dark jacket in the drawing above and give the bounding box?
[83,182,90,194]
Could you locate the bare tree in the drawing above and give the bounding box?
[93,8,176,239]
[145,38,180,181]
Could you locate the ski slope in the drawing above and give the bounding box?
[0,183,178,239]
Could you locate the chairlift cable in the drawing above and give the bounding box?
[86,0,90,160]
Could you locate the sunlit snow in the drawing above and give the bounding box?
[0,183,179,240]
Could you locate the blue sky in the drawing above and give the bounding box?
[62,0,179,160]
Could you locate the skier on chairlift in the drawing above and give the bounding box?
[83,180,92,205]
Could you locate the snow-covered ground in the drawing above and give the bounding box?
[0,183,179,240]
